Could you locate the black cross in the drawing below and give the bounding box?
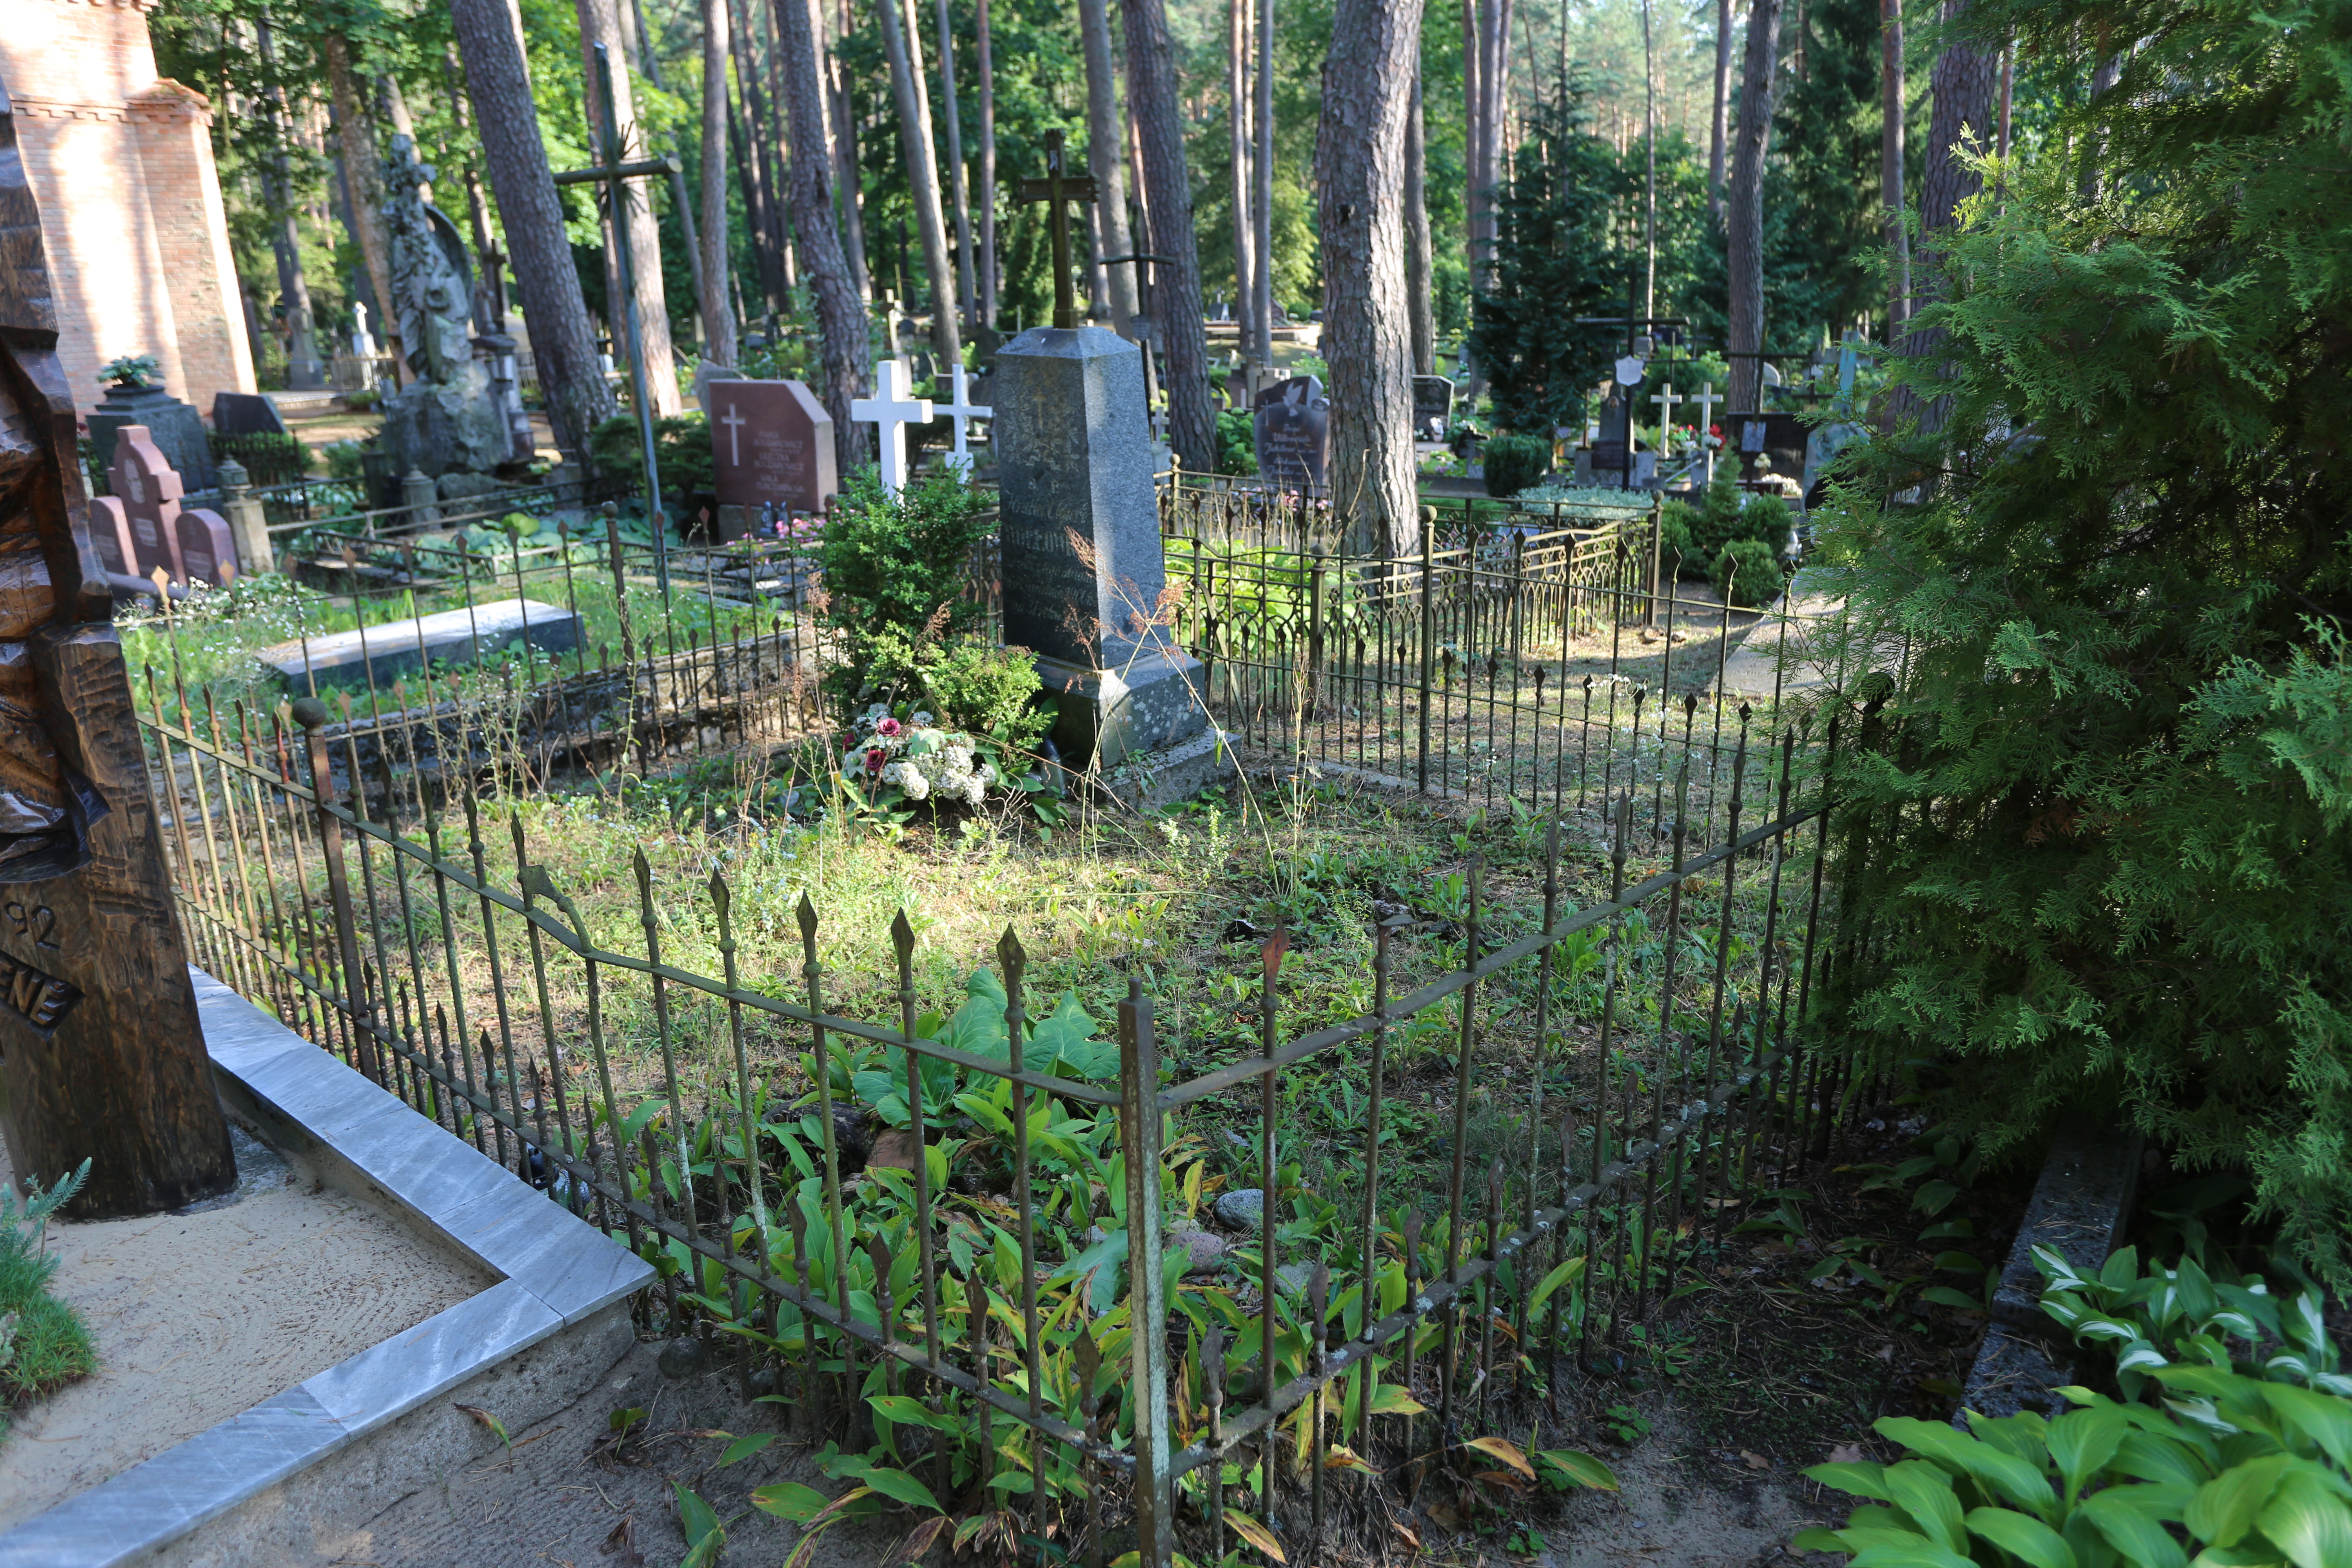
[1019,129,1098,330]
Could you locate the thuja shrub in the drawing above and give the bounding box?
[1807,0,2352,1280]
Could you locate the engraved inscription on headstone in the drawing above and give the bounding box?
[710,380,838,516]
[109,425,186,583]
[1252,375,1331,490]
[87,497,136,578]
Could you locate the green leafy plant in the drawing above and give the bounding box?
[1,1158,96,1430]
[100,353,158,389]
[1714,537,1786,610]
[589,411,715,504]
[320,438,372,481]
[1216,407,1258,476]
[817,465,996,719]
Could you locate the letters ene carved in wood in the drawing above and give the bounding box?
[0,947,81,1036]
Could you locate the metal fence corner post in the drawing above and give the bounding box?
[1118,982,1175,1568]
[292,696,378,1084]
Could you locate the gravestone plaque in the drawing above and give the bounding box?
[174,508,236,588]
[1412,375,1456,441]
[994,325,1228,792]
[210,392,287,437]
[109,425,187,584]
[0,85,236,1217]
[710,380,838,530]
[86,497,136,578]
[1252,375,1331,490]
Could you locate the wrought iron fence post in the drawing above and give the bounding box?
[1417,521,1434,793]
[292,696,379,1083]
[1117,980,1175,1568]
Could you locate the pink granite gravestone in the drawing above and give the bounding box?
[86,497,136,578]
[709,380,836,541]
[174,508,236,589]
[108,425,186,584]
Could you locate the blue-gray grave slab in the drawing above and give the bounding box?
[258,597,581,689]
[992,325,1214,771]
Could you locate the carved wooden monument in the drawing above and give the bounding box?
[0,84,234,1216]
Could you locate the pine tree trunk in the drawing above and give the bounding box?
[827,0,873,305]
[1251,0,1272,349]
[1120,0,1214,470]
[1463,0,1483,285]
[725,0,786,312]
[1405,66,1433,376]
[325,34,398,379]
[255,22,320,388]
[1321,0,1428,558]
[1881,0,1909,335]
[1227,0,1252,354]
[1920,0,1994,235]
[1709,0,1732,217]
[771,0,874,472]
[576,0,684,414]
[450,0,619,459]
[1077,0,1138,333]
[701,0,740,367]
[976,0,997,326]
[933,0,976,330]
[876,0,960,365]
[1725,0,1783,412]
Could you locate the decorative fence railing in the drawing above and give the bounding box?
[138,657,1863,1566]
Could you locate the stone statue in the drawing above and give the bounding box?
[374,135,508,483]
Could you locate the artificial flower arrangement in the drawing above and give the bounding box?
[838,704,1002,808]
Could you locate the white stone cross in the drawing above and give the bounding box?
[1690,382,1724,483]
[934,362,992,479]
[850,358,933,497]
[719,401,747,465]
[1649,381,1679,445]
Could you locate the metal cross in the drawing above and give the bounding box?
[1690,383,1723,483]
[851,358,933,497]
[933,362,992,479]
[1020,129,1098,330]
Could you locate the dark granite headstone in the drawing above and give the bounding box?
[1252,375,1330,490]
[993,325,1225,787]
[1412,375,1455,441]
[87,382,215,492]
[1591,390,1633,479]
[1729,410,1807,481]
[174,508,236,588]
[210,392,288,437]
[109,427,187,584]
[709,380,837,542]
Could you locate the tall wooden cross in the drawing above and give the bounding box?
[1020,129,1098,330]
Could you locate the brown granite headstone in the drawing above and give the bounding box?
[709,379,837,540]
[174,508,236,588]
[0,82,235,1217]
[87,496,136,578]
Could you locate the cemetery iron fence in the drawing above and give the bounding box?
[136,652,1883,1568]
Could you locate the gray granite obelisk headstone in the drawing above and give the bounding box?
[993,325,1232,803]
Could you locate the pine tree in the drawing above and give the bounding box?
[1813,0,2352,1280]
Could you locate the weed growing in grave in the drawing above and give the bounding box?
[0,1159,96,1435]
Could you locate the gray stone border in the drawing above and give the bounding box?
[0,968,653,1566]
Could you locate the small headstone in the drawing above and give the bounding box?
[87,497,136,578]
[173,508,236,589]
[1412,374,1455,440]
[1252,375,1331,490]
[209,392,287,437]
[1591,389,1633,481]
[109,425,187,583]
[1730,410,1808,482]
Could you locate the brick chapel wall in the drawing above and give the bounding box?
[0,0,255,418]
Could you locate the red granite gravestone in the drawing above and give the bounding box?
[708,380,837,540]
[87,496,136,578]
[174,508,236,589]
[109,425,187,584]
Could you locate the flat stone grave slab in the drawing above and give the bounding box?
[259,598,583,689]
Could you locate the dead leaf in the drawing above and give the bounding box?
[890,1514,952,1566]
[1740,1449,1771,1470]
[1462,1435,1536,1479]
[454,1403,510,1444]
[602,1515,643,1565]
[1390,1519,1422,1551]
[1827,1443,1866,1465]
[1474,1468,1533,1492]
[1223,1508,1287,1562]
[869,1129,921,1170]
[1427,1501,1463,1531]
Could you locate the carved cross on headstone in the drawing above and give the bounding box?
[719,403,748,467]
[849,359,933,497]
[935,363,992,479]
[1019,129,1098,330]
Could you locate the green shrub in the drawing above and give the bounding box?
[1713,537,1784,609]
[590,412,715,503]
[1659,498,1700,578]
[344,387,381,412]
[819,465,997,719]
[321,439,371,481]
[1481,433,1551,498]
[1809,0,2352,1283]
[1797,1246,2352,1567]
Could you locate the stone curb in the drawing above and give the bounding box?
[0,968,654,1567]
